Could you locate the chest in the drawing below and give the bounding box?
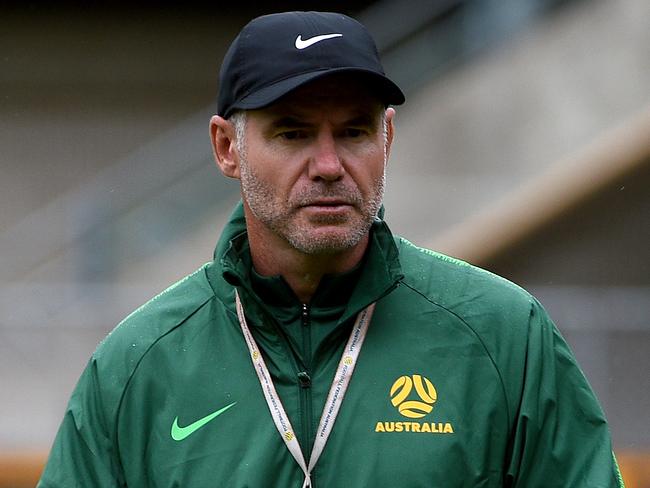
[116,308,510,487]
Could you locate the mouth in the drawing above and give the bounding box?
[299,199,355,220]
[301,198,352,208]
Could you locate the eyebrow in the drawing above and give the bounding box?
[269,116,308,128]
[345,114,377,127]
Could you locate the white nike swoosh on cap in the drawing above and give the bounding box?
[295,33,343,50]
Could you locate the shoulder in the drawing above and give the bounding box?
[90,263,218,397]
[393,237,555,425]
[395,236,535,320]
[393,236,546,369]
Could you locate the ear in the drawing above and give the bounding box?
[209,115,241,179]
[384,107,396,161]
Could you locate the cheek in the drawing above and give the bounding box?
[262,167,305,201]
[352,152,386,185]
[244,152,296,191]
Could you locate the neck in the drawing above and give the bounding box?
[246,223,369,305]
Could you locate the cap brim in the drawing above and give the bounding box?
[226,68,405,117]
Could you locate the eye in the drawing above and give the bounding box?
[278,130,307,140]
[343,127,365,138]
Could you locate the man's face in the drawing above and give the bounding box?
[236,76,394,255]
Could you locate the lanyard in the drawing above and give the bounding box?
[235,290,375,488]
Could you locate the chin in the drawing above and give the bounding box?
[285,226,367,255]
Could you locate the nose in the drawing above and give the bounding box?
[307,130,344,181]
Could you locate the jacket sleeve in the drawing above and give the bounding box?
[504,299,625,487]
[37,357,126,488]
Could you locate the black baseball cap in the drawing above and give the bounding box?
[217,11,405,118]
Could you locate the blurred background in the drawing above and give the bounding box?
[1,0,649,486]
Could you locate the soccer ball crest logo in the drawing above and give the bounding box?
[390,374,438,418]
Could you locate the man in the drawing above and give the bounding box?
[39,11,624,488]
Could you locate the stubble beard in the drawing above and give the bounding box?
[239,155,385,255]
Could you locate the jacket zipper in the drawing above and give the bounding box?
[299,302,314,485]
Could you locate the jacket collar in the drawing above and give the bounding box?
[213,201,403,323]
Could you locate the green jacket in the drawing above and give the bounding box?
[39,203,624,487]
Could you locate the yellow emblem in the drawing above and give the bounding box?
[390,374,437,419]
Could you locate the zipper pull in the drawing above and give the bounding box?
[297,371,311,388]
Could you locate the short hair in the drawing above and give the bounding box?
[228,110,247,155]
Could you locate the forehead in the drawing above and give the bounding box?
[252,74,385,122]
